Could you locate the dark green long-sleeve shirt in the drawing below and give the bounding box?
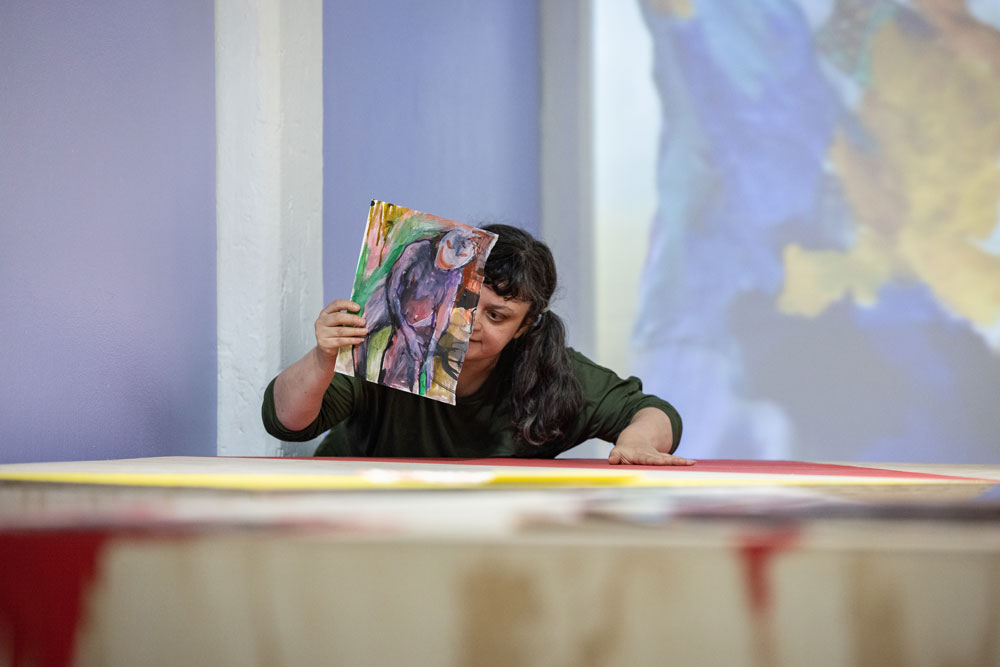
[261,347,681,458]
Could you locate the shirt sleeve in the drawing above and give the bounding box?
[261,373,364,442]
[570,349,683,452]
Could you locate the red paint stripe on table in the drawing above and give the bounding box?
[240,457,992,482]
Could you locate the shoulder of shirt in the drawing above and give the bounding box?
[566,347,616,374]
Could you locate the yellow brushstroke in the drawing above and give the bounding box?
[366,326,392,380]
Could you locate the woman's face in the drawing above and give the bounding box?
[464,286,531,363]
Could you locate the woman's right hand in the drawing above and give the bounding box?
[315,299,368,360]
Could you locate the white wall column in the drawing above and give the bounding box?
[542,0,608,458]
[593,0,659,377]
[540,0,595,358]
[216,0,323,456]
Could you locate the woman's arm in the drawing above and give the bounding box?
[272,299,367,431]
[608,407,695,466]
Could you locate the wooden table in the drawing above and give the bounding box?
[1,456,998,667]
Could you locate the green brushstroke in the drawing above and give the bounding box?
[350,212,448,315]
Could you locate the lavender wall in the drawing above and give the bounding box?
[0,1,216,463]
[323,0,541,298]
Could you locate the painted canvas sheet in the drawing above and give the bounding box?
[335,200,498,404]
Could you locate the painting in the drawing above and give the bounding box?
[335,200,498,404]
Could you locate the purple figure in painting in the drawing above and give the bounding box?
[353,228,479,394]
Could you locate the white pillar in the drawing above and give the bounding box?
[216,0,323,456]
[542,0,610,459]
[593,0,658,377]
[540,0,595,358]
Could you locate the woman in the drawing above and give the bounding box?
[262,224,691,465]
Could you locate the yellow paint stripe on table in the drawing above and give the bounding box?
[0,469,646,490]
[0,469,987,491]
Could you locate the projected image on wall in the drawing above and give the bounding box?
[600,0,1000,462]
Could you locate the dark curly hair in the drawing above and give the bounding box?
[481,224,583,447]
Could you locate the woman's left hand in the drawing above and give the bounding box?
[608,407,695,466]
